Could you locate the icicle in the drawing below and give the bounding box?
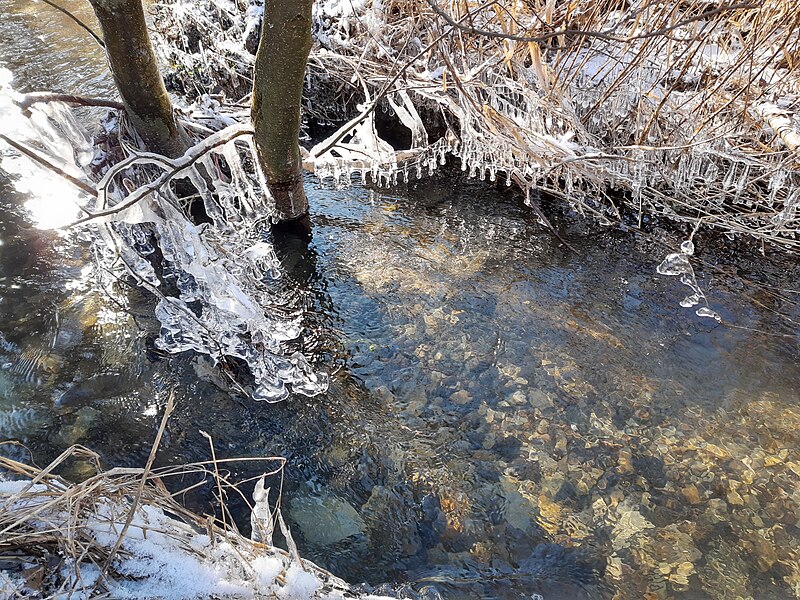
[657,239,720,322]
[251,476,274,545]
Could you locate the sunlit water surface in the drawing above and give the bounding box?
[1,4,800,600]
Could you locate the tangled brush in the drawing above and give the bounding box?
[151,0,800,250]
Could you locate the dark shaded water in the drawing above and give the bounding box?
[2,4,800,599]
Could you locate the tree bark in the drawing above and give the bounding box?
[88,0,189,158]
[251,0,313,222]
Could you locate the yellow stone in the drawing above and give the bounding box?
[705,443,730,459]
[727,490,744,506]
[676,561,694,575]
[536,495,562,535]
[681,485,702,504]
[669,572,690,586]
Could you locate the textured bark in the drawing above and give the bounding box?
[89,0,189,158]
[251,0,313,222]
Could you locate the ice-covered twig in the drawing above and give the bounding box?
[67,124,254,227]
[17,92,123,112]
[0,133,97,199]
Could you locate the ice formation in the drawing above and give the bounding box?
[656,239,721,321]
[151,0,800,251]
[0,70,328,402]
[0,67,95,229]
[98,125,331,401]
[146,0,799,322]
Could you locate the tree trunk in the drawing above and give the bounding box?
[88,0,189,158]
[251,0,313,222]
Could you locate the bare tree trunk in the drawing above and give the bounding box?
[251,0,313,222]
[88,0,189,158]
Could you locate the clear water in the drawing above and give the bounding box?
[2,5,800,600]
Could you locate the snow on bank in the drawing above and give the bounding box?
[0,477,393,599]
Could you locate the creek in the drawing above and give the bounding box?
[1,3,800,599]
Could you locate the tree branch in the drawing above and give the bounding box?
[66,124,254,228]
[39,0,105,49]
[0,133,97,198]
[17,92,123,112]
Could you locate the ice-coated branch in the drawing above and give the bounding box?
[309,1,497,162]
[0,133,97,199]
[67,124,254,227]
[17,92,123,112]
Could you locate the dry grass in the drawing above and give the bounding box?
[152,0,800,249]
[0,395,364,598]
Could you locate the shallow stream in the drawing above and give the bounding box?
[1,3,800,599]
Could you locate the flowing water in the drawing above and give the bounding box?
[2,4,800,599]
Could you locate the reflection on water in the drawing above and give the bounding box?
[3,171,800,599]
[2,4,800,599]
[0,0,112,97]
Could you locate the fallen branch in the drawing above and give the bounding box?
[755,104,800,153]
[17,92,123,112]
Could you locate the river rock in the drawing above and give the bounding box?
[289,494,365,546]
[449,390,471,405]
[681,484,702,504]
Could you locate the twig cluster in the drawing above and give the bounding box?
[151,0,800,249]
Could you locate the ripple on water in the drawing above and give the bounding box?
[2,168,800,599]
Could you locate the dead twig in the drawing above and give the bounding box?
[17,92,123,112]
[99,389,175,578]
[0,133,97,199]
[39,0,106,49]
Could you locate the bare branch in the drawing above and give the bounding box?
[0,133,97,198]
[17,92,123,112]
[66,124,254,227]
[38,0,105,49]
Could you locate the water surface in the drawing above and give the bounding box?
[1,6,800,600]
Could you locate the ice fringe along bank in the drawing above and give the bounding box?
[153,0,800,250]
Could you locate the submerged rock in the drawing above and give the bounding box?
[55,373,137,409]
[289,494,366,546]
